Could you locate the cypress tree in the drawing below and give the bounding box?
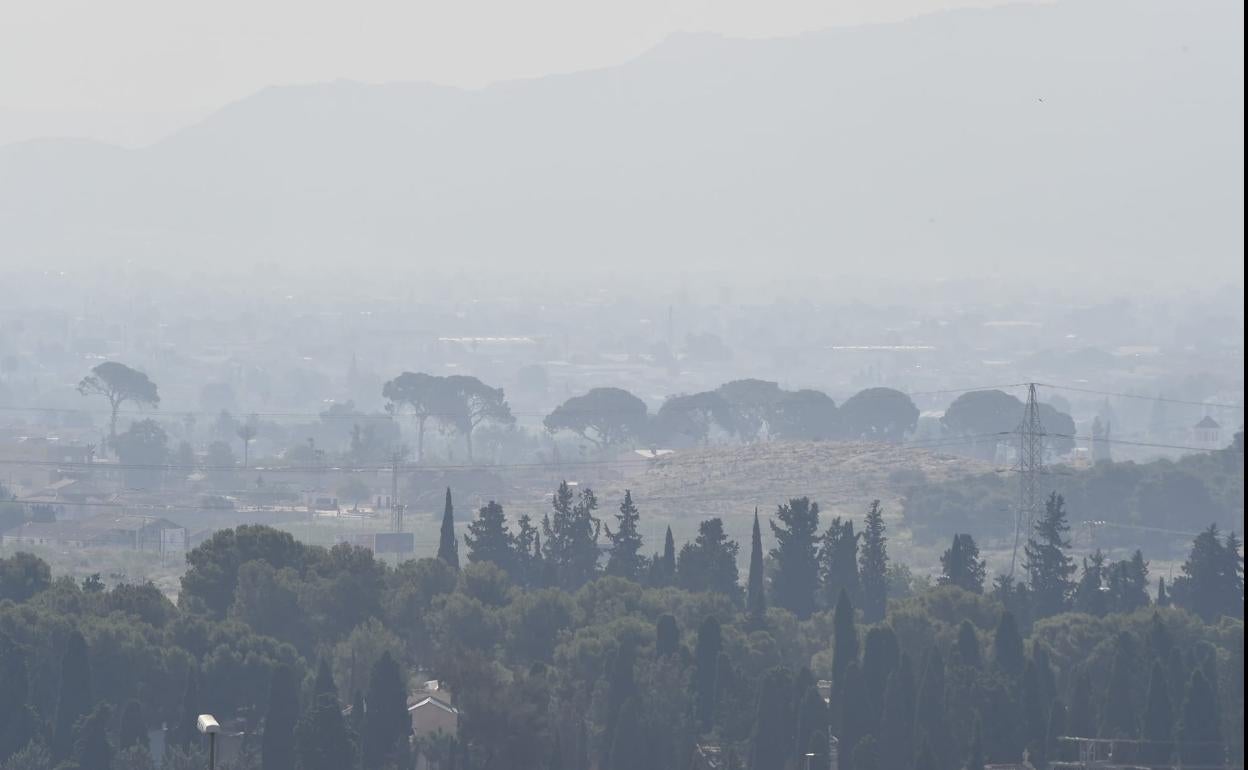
[793,676,828,770]
[992,611,1024,678]
[1099,633,1137,738]
[1142,661,1173,765]
[72,702,112,770]
[314,658,337,700]
[860,626,899,731]
[438,487,459,568]
[605,490,646,581]
[831,589,858,690]
[769,497,822,619]
[607,697,644,770]
[838,661,869,765]
[858,500,889,623]
[296,691,356,770]
[602,644,637,766]
[879,655,916,770]
[1043,698,1066,766]
[361,651,409,770]
[262,664,299,770]
[915,647,953,770]
[1165,647,1187,717]
[171,664,201,749]
[1032,642,1057,711]
[118,699,147,752]
[693,617,722,732]
[746,508,766,625]
[965,713,985,770]
[661,527,677,580]
[1021,661,1047,759]
[52,631,92,762]
[1147,612,1173,663]
[1156,576,1169,606]
[655,614,679,658]
[1178,669,1222,766]
[0,637,36,761]
[748,667,794,770]
[955,619,981,669]
[1068,669,1096,739]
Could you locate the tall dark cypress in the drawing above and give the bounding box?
[965,713,986,770]
[262,664,299,770]
[361,652,409,770]
[746,508,766,625]
[0,637,36,761]
[1043,698,1066,766]
[1067,669,1096,739]
[915,647,953,770]
[655,614,679,658]
[879,655,916,770]
[1021,661,1047,759]
[748,667,794,770]
[830,589,858,690]
[439,487,459,569]
[838,662,870,765]
[1178,669,1222,766]
[118,699,147,752]
[1142,661,1174,765]
[607,697,644,770]
[693,617,722,732]
[955,620,981,669]
[860,626,899,733]
[314,658,337,701]
[52,631,92,762]
[793,673,828,770]
[602,644,637,766]
[295,690,356,770]
[171,664,201,749]
[858,499,889,623]
[649,526,677,587]
[992,611,1024,678]
[72,703,112,770]
[1100,633,1137,738]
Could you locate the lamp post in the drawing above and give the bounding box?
[196,714,220,769]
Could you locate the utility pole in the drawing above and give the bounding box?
[1010,383,1045,577]
[390,449,404,532]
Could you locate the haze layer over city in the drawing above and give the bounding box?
[0,1,1243,769]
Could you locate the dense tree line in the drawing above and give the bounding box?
[904,434,1244,552]
[0,481,1242,770]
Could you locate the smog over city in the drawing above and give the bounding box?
[0,1,1242,769]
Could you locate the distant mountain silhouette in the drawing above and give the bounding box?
[0,0,1242,282]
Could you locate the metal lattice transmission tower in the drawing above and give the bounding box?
[1010,383,1046,576]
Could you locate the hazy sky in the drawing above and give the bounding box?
[1,0,1022,146]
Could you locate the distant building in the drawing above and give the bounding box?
[1193,415,1222,449]
[1,512,186,556]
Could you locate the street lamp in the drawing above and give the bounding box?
[196,714,220,769]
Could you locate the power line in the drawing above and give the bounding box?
[1035,383,1243,410]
